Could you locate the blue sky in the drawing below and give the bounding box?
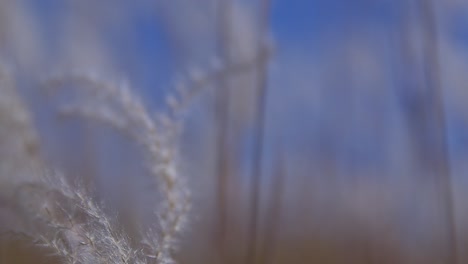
[23,0,468,174]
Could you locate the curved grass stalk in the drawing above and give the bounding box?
[44,73,190,264]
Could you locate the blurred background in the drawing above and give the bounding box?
[2,0,468,263]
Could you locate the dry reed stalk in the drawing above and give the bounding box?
[258,149,285,264]
[214,0,232,262]
[418,0,458,263]
[245,0,272,263]
[396,0,458,262]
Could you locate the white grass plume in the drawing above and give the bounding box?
[44,72,190,264]
[0,65,153,263]
[15,171,147,264]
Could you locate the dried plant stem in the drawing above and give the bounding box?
[214,0,232,262]
[258,149,285,264]
[418,1,458,263]
[245,1,272,263]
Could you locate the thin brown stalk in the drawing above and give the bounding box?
[245,0,272,263]
[258,148,285,264]
[214,0,232,262]
[418,1,458,263]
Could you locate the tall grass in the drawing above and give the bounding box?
[1,1,466,264]
[0,67,191,263]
